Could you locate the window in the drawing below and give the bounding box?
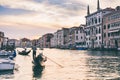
[104,33,106,38]
[104,25,106,29]
[95,18,97,24]
[108,24,110,29]
[80,30,82,33]
[81,37,83,39]
[92,18,94,24]
[99,28,101,33]
[96,29,97,34]
[76,36,78,40]
[76,30,78,34]
[96,37,97,40]
[108,33,110,37]
[99,36,101,40]
[99,17,101,23]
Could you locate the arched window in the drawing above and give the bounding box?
[99,17,101,23]
[99,28,101,33]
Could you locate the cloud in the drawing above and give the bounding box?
[0,0,86,30]
[0,5,32,15]
[41,0,86,11]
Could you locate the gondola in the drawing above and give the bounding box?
[18,50,31,55]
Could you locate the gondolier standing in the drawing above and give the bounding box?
[32,45,37,60]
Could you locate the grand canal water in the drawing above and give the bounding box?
[1,48,120,80]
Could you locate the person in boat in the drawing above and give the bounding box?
[38,53,47,62]
[32,45,37,60]
[34,53,47,66]
[24,47,27,51]
[21,47,27,53]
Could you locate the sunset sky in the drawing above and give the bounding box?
[0,0,120,39]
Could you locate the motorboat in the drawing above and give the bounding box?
[0,59,15,71]
[0,50,16,59]
[0,50,9,57]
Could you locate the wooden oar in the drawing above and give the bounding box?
[43,55,64,68]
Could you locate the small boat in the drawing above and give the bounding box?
[75,45,88,50]
[18,50,31,55]
[0,50,16,58]
[0,50,9,57]
[0,59,15,71]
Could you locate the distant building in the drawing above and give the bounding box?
[103,6,120,49]
[75,25,86,47]
[0,31,4,49]
[8,39,20,47]
[20,38,32,48]
[38,37,43,48]
[85,0,115,48]
[50,32,58,48]
[57,28,69,48]
[41,33,53,48]
[68,27,77,49]
[8,39,15,46]
[2,37,8,47]
[32,39,39,47]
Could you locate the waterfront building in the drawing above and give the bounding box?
[20,38,32,48]
[38,37,44,48]
[8,39,20,47]
[5,39,20,50]
[68,27,77,49]
[15,39,20,47]
[50,32,58,48]
[42,33,53,48]
[85,0,115,49]
[75,25,86,48]
[2,37,8,47]
[0,31,4,49]
[57,28,69,48]
[8,39,16,47]
[32,39,39,47]
[103,6,120,50]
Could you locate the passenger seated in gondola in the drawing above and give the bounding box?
[22,48,27,53]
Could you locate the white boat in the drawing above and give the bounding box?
[0,50,9,57]
[0,50,16,59]
[0,59,15,71]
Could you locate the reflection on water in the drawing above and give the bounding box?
[32,65,45,78]
[0,48,120,80]
[86,51,120,79]
[0,71,14,80]
[0,70,14,75]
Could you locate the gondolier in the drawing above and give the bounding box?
[33,53,47,67]
[32,45,37,60]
